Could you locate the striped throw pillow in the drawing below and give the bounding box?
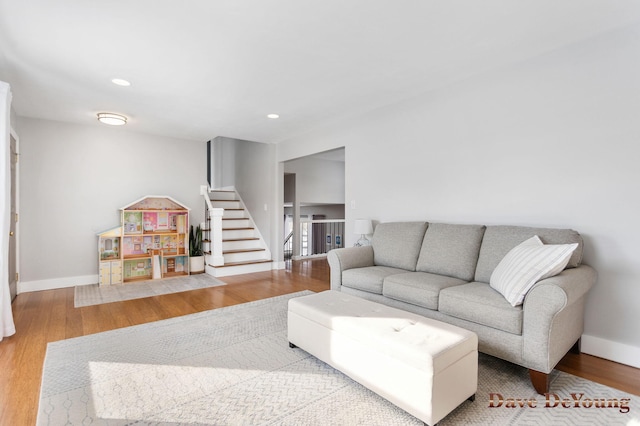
[490,235,578,306]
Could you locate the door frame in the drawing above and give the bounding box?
[9,127,19,298]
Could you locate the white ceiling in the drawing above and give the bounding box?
[2,1,640,143]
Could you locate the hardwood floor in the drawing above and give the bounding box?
[1,258,638,425]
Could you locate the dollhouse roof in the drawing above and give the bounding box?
[120,195,190,211]
[97,226,122,237]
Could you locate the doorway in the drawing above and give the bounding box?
[283,148,345,267]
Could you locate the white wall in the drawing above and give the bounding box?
[284,156,345,205]
[18,118,206,290]
[234,139,276,252]
[276,24,640,364]
[211,136,236,189]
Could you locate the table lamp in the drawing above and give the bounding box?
[354,219,373,246]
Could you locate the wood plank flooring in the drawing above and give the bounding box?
[1,258,638,425]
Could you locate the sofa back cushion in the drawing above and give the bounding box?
[416,223,486,281]
[372,222,428,271]
[474,225,584,283]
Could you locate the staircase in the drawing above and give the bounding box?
[204,189,273,277]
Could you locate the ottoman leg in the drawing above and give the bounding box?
[289,342,297,349]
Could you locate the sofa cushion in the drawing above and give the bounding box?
[490,236,578,306]
[416,223,486,281]
[342,266,407,295]
[383,272,467,310]
[474,225,583,283]
[439,282,523,335]
[372,222,429,271]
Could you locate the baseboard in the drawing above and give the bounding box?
[581,334,640,369]
[19,275,98,294]
[291,254,328,261]
[272,261,286,270]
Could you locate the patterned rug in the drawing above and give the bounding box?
[40,291,639,425]
[74,274,226,307]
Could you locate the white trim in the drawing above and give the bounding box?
[10,126,19,296]
[292,253,327,261]
[1,81,16,340]
[581,334,640,369]
[19,275,98,293]
[208,256,225,266]
[272,261,286,270]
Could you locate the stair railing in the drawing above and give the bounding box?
[293,219,345,260]
[283,230,294,259]
[200,185,224,266]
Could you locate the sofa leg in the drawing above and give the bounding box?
[468,394,476,402]
[529,369,549,395]
[289,342,297,349]
[570,338,581,354]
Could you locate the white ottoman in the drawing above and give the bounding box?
[288,290,477,426]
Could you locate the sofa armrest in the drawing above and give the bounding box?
[522,264,597,372]
[327,246,375,291]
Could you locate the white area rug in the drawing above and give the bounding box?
[74,274,226,307]
[41,291,639,425]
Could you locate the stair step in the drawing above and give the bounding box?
[209,190,237,201]
[222,237,262,251]
[222,228,256,240]
[214,259,272,268]
[212,200,241,209]
[205,189,271,277]
[209,190,238,200]
[222,209,246,219]
[223,223,250,231]
[223,248,265,254]
[205,260,273,277]
[223,247,268,262]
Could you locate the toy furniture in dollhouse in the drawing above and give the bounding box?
[97,227,123,286]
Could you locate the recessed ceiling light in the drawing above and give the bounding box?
[97,113,127,126]
[111,78,131,87]
[267,113,280,119]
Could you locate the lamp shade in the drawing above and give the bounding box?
[354,219,373,235]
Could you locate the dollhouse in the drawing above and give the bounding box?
[97,196,190,286]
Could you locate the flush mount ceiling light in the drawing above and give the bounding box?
[97,112,127,126]
[267,113,280,119]
[111,78,131,86]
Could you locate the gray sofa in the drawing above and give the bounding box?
[327,222,597,394]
